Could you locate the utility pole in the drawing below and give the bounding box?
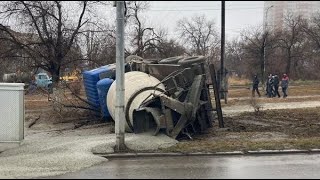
[263,5,273,86]
[115,1,126,151]
[220,1,227,103]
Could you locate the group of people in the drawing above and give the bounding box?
[252,73,289,98]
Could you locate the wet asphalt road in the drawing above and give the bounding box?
[50,154,320,179]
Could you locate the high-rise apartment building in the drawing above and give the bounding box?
[263,1,320,30]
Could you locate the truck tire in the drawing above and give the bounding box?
[158,56,184,64]
[126,55,143,63]
[178,56,206,66]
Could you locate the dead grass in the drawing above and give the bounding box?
[220,96,320,107]
[228,76,251,86]
[160,137,320,153]
[24,85,106,134]
[160,107,320,153]
[227,82,320,98]
[229,78,320,87]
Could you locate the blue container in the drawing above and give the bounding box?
[97,78,114,120]
[82,64,116,116]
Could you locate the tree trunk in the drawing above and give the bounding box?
[196,44,201,55]
[49,62,61,87]
[260,57,264,80]
[137,48,143,57]
[52,69,60,84]
[293,59,299,78]
[286,50,291,75]
[260,47,265,85]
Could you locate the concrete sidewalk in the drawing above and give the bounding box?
[2,127,320,179]
[222,100,320,117]
[227,95,320,101]
[0,132,178,179]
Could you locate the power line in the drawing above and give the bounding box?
[151,3,269,8]
[151,5,263,9]
[148,7,265,12]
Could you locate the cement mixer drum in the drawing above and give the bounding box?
[106,71,165,132]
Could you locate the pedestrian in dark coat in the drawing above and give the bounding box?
[252,75,261,97]
[273,74,281,98]
[266,74,274,98]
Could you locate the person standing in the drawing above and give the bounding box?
[281,74,289,98]
[273,74,281,98]
[25,75,37,95]
[266,74,274,98]
[252,75,261,97]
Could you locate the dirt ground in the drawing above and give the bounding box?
[160,107,320,153]
[23,80,320,153]
[24,87,114,138]
[159,81,320,153]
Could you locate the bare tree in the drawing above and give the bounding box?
[240,25,277,83]
[176,14,219,56]
[83,25,116,68]
[0,1,96,85]
[225,39,246,77]
[157,39,186,58]
[143,38,186,59]
[125,1,164,58]
[0,28,23,74]
[277,14,307,77]
[302,13,320,50]
[298,13,320,79]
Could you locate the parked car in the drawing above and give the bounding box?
[3,72,53,93]
[35,73,52,90]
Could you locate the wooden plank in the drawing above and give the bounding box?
[209,63,224,128]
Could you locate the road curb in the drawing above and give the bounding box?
[95,151,244,158]
[246,149,310,155]
[95,149,320,158]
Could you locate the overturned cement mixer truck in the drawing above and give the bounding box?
[82,55,223,140]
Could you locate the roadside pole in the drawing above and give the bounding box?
[220,1,227,104]
[115,1,126,151]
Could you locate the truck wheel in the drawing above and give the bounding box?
[158,56,184,64]
[126,55,143,63]
[178,56,206,66]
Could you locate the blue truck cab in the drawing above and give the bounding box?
[35,72,52,89]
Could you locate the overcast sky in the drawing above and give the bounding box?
[144,1,264,41]
[3,1,265,42]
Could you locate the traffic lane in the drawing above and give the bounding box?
[50,154,320,179]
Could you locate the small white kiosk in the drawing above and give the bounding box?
[0,83,24,152]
